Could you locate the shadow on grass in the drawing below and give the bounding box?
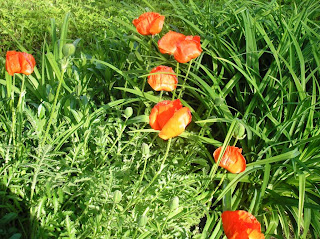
[0,183,32,239]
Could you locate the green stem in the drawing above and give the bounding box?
[11,75,16,160]
[177,60,193,99]
[233,138,238,146]
[159,90,163,101]
[222,176,232,211]
[205,173,226,205]
[17,75,25,113]
[171,62,179,100]
[17,75,26,148]
[41,67,66,147]
[99,119,128,167]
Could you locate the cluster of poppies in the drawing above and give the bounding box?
[3,11,265,238]
[133,12,201,140]
[133,12,264,239]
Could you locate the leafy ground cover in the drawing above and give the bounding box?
[0,0,320,238]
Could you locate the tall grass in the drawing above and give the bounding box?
[0,0,319,238]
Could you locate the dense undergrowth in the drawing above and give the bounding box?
[0,0,320,238]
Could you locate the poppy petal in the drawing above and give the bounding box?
[158,31,186,55]
[149,15,165,35]
[20,52,36,75]
[5,51,21,76]
[174,36,202,63]
[213,146,246,173]
[149,99,182,130]
[133,12,164,35]
[248,229,265,239]
[148,65,178,91]
[222,210,264,239]
[159,107,192,140]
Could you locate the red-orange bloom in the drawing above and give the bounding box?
[158,31,202,63]
[133,12,165,35]
[174,35,202,63]
[158,31,186,55]
[5,51,36,76]
[221,210,265,239]
[148,65,178,91]
[149,99,192,140]
[213,146,246,174]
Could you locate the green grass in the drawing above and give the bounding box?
[0,0,320,238]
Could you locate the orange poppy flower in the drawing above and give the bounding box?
[5,51,36,76]
[149,99,192,140]
[213,146,246,173]
[221,210,265,239]
[174,35,202,63]
[148,65,178,91]
[133,12,165,35]
[158,31,186,55]
[158,31,202,63]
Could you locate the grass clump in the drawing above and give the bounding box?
[0,0,320,238]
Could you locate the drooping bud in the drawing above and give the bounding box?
[141,143,150,158]
[127,52,135,64]
[169,196,179,211]
[124,107,133,118]
[214,97,224,106]
[233,122,246,140]
[62,43,76,57]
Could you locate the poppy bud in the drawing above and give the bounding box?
[169,196,179,211]
[62,43,76,57]
[137,215,148,227]
[127,52,135,63]
[124,107,133,118]
[113,190,122,203]
[214,97,224,106]
[233,122,246,139]
[141,143,150,158]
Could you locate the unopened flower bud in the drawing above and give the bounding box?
[127,52,135,63]
[62,43,76,57]
[233,122,246,139]
[142,143,150,158]
[169,196,179,211]
[124,107,133,118]
[214,97,224,106]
